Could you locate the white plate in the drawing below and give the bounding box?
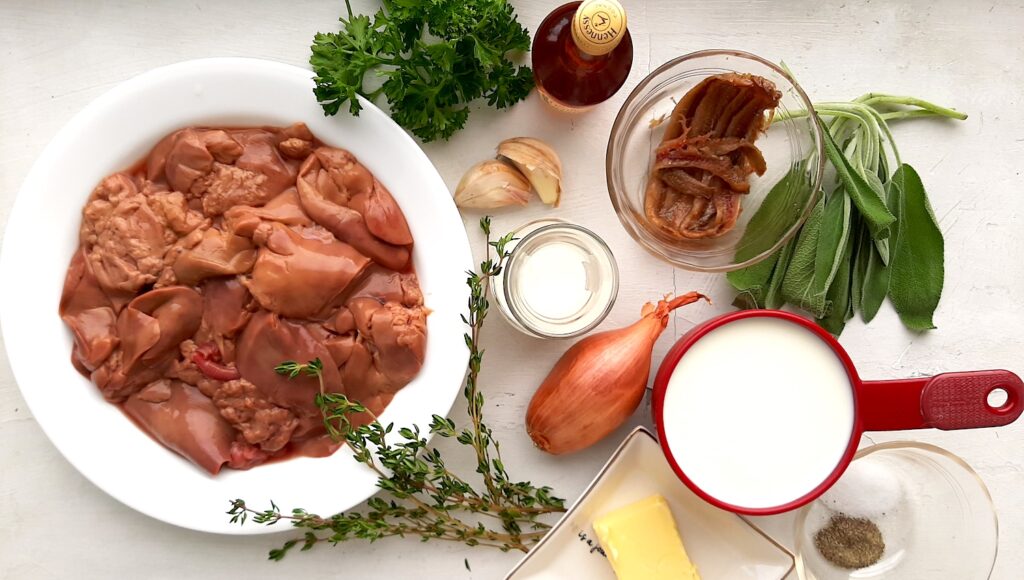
[0,58,472,534]
[505,427,795,580]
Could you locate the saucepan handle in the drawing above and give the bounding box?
[858,370,1023,432]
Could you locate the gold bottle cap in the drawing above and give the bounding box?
[571,0,628,56]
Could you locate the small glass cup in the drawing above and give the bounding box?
[491,219,619,339]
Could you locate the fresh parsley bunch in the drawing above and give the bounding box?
[311,0,534,142]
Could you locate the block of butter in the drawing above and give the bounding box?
[592,495,700,580]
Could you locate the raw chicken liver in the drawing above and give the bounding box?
[60,123,426,475]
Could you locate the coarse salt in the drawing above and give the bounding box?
[820,457,903,519]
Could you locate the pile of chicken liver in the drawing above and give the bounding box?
[59,123,426,474]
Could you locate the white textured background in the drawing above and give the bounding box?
[1,1,1022,578]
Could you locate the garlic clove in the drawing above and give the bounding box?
[497,137,563,207]
[454,159,532,209]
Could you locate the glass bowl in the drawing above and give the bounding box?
[606,49,825,272]
[795,442,998,580]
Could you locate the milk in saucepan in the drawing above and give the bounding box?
[662,317,855,510]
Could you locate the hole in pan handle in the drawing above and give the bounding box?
[857,369,1024,432]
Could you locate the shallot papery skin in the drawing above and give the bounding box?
[526,292,709,455]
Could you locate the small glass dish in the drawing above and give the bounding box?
[491,219,619,339]
[504,427,795,579]
[795,441,998,580]
[606,49,825,272]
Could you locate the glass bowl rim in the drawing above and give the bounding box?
[793,440,999,580]
[605,48,826,273]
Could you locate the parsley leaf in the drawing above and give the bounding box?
[310,0,534,142]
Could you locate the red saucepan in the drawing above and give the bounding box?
[652,309,1022,515]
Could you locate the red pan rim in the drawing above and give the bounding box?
[651,309,865,515]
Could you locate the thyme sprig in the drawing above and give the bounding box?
[229,217,565,558]
[273,359,367,440]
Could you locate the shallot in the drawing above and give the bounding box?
[526,292,709,454]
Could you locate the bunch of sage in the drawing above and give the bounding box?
[729,94,966,335]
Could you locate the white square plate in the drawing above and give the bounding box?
[505,427,795,579]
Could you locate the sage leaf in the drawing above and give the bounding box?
[860,242,890,323]
[877,143,890,185]
[850,218,870,315]
[731,289,763,310]
[874,237,890,267]
[887,164,944,331]
[764,232,799,310]
[817,227,855,336]
[728,161,812,294]
[813,188,853,297]
[781,196,829,317]
[820,115,896,240]
[860,174,901,322]
[862,170,891,265]
[863,169,886,203]
[728,249,776,308]
[735,231,800,310]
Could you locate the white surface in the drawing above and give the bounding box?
[663,316,855,510]
[0,0,1021,578]
[506,427,794,580]
[0,57,472,534]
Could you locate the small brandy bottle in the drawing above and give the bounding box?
[532,0,633,111]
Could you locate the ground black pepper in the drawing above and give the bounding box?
[814,514,885,569]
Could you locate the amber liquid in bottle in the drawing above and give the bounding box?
[532,1,633,110]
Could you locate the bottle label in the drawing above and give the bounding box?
[572,0,627,56]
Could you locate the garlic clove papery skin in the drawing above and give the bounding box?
[454,159,532,209]
[497,137,563,207]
